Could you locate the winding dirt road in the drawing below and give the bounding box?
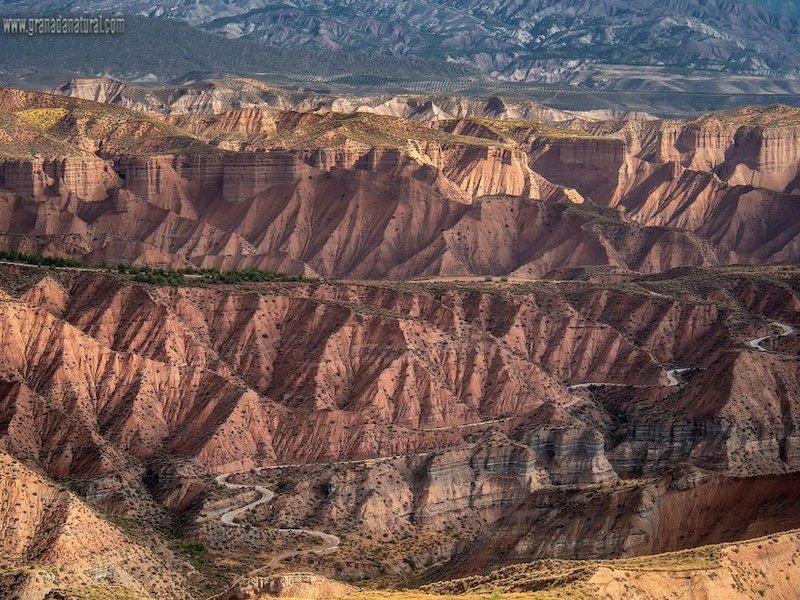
[567,382,629,390]
[568,369,689,390]
[203,470,344,599]
[420,417,513,431]
[566,321,796,391]
[214,473,274,527]
[214,471,341,557]
[665,368,692,387]
[747,322,796,352]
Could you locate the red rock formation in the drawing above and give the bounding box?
[0,156,118,201]
[1,83,799,595]
[650,117,800,194]
[1,264,798,480]
[0,87,798,274]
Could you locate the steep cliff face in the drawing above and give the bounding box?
[284,142,541,201]
[1,87,799,274]
[114,152,328,211]
[653,122,738,171]
[578,105,800,201]
[167,108,548,201]
[529,137,629,205]
[0,161,720,278]
[424,468,800,577]
[612,350,800,476]
[724,126,800,194]
[55,77,130,107]
[649,114,800,194]
[0,156,117,201]
[243,436,546,543]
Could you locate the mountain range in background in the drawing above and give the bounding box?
[756,0,800,17]
[2,0,800,116]
[5,0,800,79]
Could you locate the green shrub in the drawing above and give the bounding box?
[173,540,206,568]
[0,249,314,286]
[0,249,89,268]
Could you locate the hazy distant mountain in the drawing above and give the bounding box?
[4,0,799,84]
[0,12,477,89]
[751,0,800,17]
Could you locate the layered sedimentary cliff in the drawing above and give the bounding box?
[0,86,797,276]
[645,108,800,195]
[0,153,720,277]
[0,156,117,201]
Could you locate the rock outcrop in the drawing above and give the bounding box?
[0,156,117,202]
[426,529,800,600]
[0,452,196,600]
[219,573,355,600]
[647,109,800,195]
